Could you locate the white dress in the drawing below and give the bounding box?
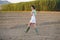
[30,10,36,23]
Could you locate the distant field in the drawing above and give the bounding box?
[0,11,60,28]
[0,11,60,40]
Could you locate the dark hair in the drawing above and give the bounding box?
[31,5,35,9]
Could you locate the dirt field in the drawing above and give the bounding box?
[0,11,60,40]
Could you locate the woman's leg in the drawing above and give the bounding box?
[33,23,39,34]
[25,23,31,33]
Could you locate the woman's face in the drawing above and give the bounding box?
[31,7,33,10]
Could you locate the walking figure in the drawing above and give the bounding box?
[25,5,39,34]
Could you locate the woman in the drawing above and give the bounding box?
[25,5,38,34]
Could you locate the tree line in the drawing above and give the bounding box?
[1,0,60,11]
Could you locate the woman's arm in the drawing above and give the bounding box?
[31,12,33,16]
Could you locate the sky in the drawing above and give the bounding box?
[1,0,34,3]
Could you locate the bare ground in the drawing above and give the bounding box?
[0,11,60,40]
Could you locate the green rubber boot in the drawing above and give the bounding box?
[25,27,30,33]
[35,28,39,35]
